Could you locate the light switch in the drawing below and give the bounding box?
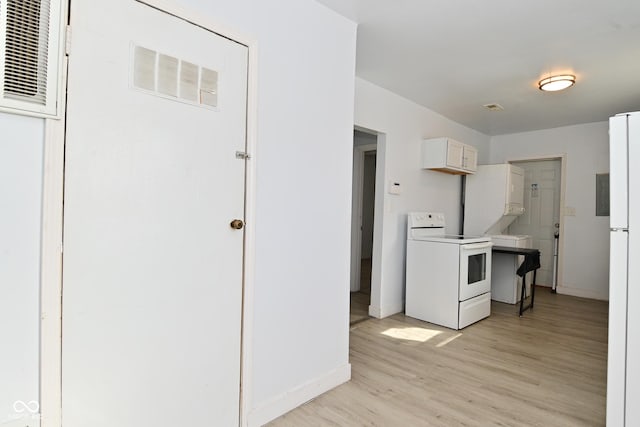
[565,206,576,216]
[388,181,401,195]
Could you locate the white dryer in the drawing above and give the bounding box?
[490,234,533,304]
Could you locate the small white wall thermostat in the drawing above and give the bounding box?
[388,181,401,195]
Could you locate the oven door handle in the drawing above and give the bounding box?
[461,242,494,251]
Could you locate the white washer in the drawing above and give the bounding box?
[490,234,533,304]
[405,212,493,330]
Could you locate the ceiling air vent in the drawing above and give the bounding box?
[0,0,64,117]
[483,103,504,111]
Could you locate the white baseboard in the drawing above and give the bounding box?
[556,284,609,301]
[247,363,351,427]
[368,301,403,319]
[368,304,382,318]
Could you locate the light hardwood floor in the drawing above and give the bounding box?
[269,288,608,426]
[350,258,372,325]
[350,291,370,325]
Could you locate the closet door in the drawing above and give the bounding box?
[63,1,248,425]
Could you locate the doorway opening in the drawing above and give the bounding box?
[350,129,377,324]
[508,157,564,290]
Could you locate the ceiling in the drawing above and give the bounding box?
[316,0,640,135]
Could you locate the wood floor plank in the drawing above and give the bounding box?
[269,288,607,426]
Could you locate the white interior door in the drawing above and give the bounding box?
[62,1,248,426]
[508,160,561,286]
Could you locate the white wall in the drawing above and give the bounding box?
[0,112,43,422]
[490,121,610,300]
[167,1,357,423]
[354,78,491,317]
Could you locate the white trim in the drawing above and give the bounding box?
[136,0,251,49]
[368,304,382,318]
[350,147,363,292]
[39,23,68,427]
[369,300,404,319]
[351,129,387,320]
[556,284,608,301]
[40,117,65,427]
[246,364,351,427]
[507,154,567,291]
[241,29,259,427]
[558,155,567,292]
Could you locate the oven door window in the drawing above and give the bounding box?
[467,253,486,284]
[459,243,492,301]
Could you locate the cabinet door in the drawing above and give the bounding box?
[508,166,524,206]
[463,146,477,172]
[446,140,464,169]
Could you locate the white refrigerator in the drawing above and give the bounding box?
[608,111,640,426]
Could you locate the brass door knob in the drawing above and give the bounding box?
[230,219,244,230]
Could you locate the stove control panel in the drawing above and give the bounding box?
[407,212,445,229]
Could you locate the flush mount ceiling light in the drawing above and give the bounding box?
[538,75,576,92]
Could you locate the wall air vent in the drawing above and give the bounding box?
[132,44,219,109]
[0,0,64,118]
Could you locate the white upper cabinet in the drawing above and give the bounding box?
[445,138,465,169]
[422,137,477,174]
[462,144,477,173]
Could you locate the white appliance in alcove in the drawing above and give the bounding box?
[464,164,525,235]
[464,164,532,304]
[490,234,533,303]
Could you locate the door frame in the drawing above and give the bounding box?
[352,126,386,319]
[40,1,258,426]
[507,154,566,291]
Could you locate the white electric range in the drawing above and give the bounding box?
[405,212,493,329]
